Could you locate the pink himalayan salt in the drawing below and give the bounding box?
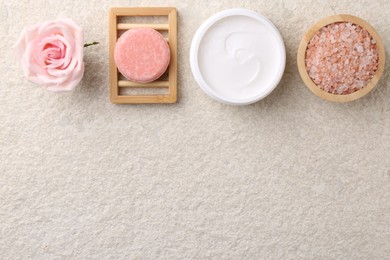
[305,22,379,95]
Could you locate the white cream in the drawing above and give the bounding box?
[190,9,286,105]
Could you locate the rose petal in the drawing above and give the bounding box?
[14,18,84,92]
[47,62,84,92]
[55,34,72,69]
[39,35,70,69]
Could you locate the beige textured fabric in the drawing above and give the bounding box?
[1,0,389,259]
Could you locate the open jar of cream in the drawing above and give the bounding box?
[297,14,385,102]
[190,9,286,105]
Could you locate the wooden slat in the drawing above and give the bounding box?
[118,80,169,88]
[117,23,169,30]
[166,8,178,103]
[108,8,119,103]
[111,7,174,16]
[111,95,171,104]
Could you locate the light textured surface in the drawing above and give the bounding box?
[1,0,389,259]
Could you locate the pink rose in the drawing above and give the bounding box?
[13,19,84,92]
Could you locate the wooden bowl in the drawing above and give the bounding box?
[297,14,385,102]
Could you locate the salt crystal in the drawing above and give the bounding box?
[305,22,379,95]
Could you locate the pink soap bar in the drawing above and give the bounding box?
[114,28,170,83]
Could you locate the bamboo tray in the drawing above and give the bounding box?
[108,7,177,104]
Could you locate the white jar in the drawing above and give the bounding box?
[190,9,286,105]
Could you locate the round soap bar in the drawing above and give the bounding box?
[114,28,170,83]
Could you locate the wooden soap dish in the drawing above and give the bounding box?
[297,14,385,102]
[108,7,177,104]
